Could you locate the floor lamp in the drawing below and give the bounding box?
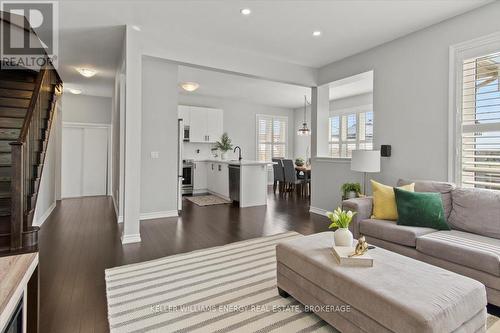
[351,150,381,195]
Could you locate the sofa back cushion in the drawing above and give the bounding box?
[397,179,455,220]
[449,187,500,239]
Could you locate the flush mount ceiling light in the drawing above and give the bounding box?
[181,82,200,92]
[76,67,98,78]
[131,25,141,31]
[69,88,82,95]
[312,30,322,37]
[240,8,251,15]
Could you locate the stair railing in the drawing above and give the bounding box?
[9,59,62,251]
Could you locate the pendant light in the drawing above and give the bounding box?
[297,95,311,136]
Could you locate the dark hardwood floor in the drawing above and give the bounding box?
[38,190,330,333]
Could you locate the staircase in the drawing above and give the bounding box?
[0,63,62,256]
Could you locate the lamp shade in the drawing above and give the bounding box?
[351,150,381,173]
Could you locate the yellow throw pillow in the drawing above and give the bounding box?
[371,180,415,220]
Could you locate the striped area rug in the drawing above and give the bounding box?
[105,232,335,333]
[105,232,499,333]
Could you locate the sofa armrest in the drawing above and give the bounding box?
[342,197,373,238]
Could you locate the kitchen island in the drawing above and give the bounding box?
[192,159,273,207]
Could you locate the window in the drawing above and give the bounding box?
[328,111,373,158]
[256,115,288,162]
[459,51,500,190]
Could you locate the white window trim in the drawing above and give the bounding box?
[255,114,289,161]
[448,31,500,184]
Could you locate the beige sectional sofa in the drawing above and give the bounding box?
[343,179,500,307]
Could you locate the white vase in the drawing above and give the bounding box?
[221,152,228,160]
[334,228,353,247]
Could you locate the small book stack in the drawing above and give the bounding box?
[331,246,373,267]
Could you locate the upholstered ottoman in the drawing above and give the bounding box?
[276,232,487,333]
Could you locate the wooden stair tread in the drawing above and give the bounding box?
[0,70,37,83]
[0,107,28,118]
[0,97,30,108]
[0,192,10,199]
[0,88,32,99]
[0,117,24,129]
[0,80,35,91]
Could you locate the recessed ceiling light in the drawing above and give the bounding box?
[312,30,322,37]
[181,82,200,92]
[240,8,251,16]
[76,68,97,78]
[69,88,82,95]
[131,25,141,31]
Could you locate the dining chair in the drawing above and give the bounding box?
[282,159,306,195]
[272,158,285,193]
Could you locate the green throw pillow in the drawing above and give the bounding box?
[393,188,450,230]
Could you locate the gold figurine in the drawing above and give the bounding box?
[349,236,369,257]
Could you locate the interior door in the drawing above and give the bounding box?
[82,127,108,196]
[62,127,83,198]
[62,124,109,198]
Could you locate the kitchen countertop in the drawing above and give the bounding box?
[193,159,275,166]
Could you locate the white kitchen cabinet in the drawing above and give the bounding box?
[178,105,191,126]
[207,162,215,193]
[188,107,207,143]
[180,106,223,143]
[207,162,229,199]
[206,108,223,143]
[193,161,207,192]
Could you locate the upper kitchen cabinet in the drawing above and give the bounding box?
[206,108,223,143]
[179,106,223,143]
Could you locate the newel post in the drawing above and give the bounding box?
[10,141,24,250]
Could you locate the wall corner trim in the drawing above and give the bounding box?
[309,206,328,216]
[140,210,178,221]
[33,201,57,227]
[121,233,141,244]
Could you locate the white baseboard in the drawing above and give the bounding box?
[193,189,208,195]
[33,201,57,227]
[309,206,328,216]
[121,233,141,244]
[140,210,178,220]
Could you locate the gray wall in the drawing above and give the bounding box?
[178,94,295,161]
[141,56,179,215]
[62,94,112,124]
[310,1,500,212]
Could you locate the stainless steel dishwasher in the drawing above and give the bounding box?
[228,164,240,203]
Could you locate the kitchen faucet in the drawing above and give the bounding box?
[234,146,242,161]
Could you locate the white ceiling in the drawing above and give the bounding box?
[54,0,492,98]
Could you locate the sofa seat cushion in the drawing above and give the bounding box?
[359,219,437,247]
[417,230,500,276]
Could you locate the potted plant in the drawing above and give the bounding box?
[295,157,305,167]
[215,132,233,160]
[327,207,356,246]
[341,183,361,199]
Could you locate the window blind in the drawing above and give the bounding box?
[461,51,500,189]
[256,115,287,162]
